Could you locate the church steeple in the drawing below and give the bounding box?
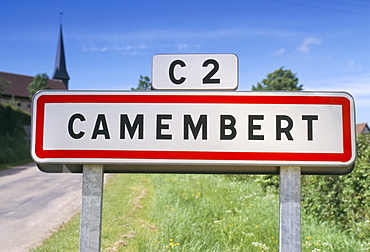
[52,24,70,89]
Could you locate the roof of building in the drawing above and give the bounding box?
[0,71,66,98]
[52,25,70,83]
[356,123,370,135]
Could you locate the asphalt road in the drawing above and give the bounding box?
[0,163,82,251]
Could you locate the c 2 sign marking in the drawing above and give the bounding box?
[168,58,220,85]
[202,59,220,84]
[152,54,238,90]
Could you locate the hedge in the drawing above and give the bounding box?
[253,134,370,240]
[0,103,31,164]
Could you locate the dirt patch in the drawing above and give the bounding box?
[106,231,137,251]
[132,186,148,211]
[139,220,158,231]
[107,184,158,250]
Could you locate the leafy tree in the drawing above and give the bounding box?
[131,75,151,91]
[252,67,303,91]
[28,73,51,98]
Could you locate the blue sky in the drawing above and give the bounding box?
[1,0,369,123]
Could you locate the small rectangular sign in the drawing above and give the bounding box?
[152,54,238,90]
[31,91,355,174]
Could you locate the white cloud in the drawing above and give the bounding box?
[274,48,286,56]
[87,47,108,52]
[305,76,370,123]
[305,76,370,105]
[347,60,364,71]
[75,27,294,56]
[82,44,149,53]
[74,27,294,45]
[177,43,188,51]
[296,36,322,53]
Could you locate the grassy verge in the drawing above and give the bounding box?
[33,174,368,251]
[144,174,279,251]
[33,174,155,251]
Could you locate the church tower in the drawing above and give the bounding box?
[52,24,70,89]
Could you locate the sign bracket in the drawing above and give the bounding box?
[279,166,301,251]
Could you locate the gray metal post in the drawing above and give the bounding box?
[80,164,104,252]
[279,166,301,252]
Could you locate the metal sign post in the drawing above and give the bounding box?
[79,164,104,252]
[279,166,301,251]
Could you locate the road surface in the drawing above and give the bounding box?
[0,163,82,251]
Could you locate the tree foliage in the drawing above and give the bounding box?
[0,78,11,95]
[252,67,303,91]
[0,103,31,163]
[28,73,50,98]
[131,75,151,91]
[301,134,370,240]
[255,134,370,241]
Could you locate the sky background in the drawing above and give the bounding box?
[1,0,369,123]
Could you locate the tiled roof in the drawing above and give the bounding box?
[356,123,369,135]
[0,71,66,98]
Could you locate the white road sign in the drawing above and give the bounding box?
[152,54,238,90]
[31,91,355,174]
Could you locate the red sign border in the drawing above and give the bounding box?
[33,92,353,165]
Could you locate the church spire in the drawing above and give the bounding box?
[52,23,70,89]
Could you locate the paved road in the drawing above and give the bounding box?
[0,163,82,251]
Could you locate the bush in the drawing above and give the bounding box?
[0,103,31,163]
[254,134,370,240]
[301,134,370,239]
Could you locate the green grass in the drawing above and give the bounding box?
[144,174,279,251]
[33,174,369,251]
[33,174,155,252]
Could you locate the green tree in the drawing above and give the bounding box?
[0,78,11,95]
[131,75,151,91]
[252,67,303,91]
[28,73,51,98]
